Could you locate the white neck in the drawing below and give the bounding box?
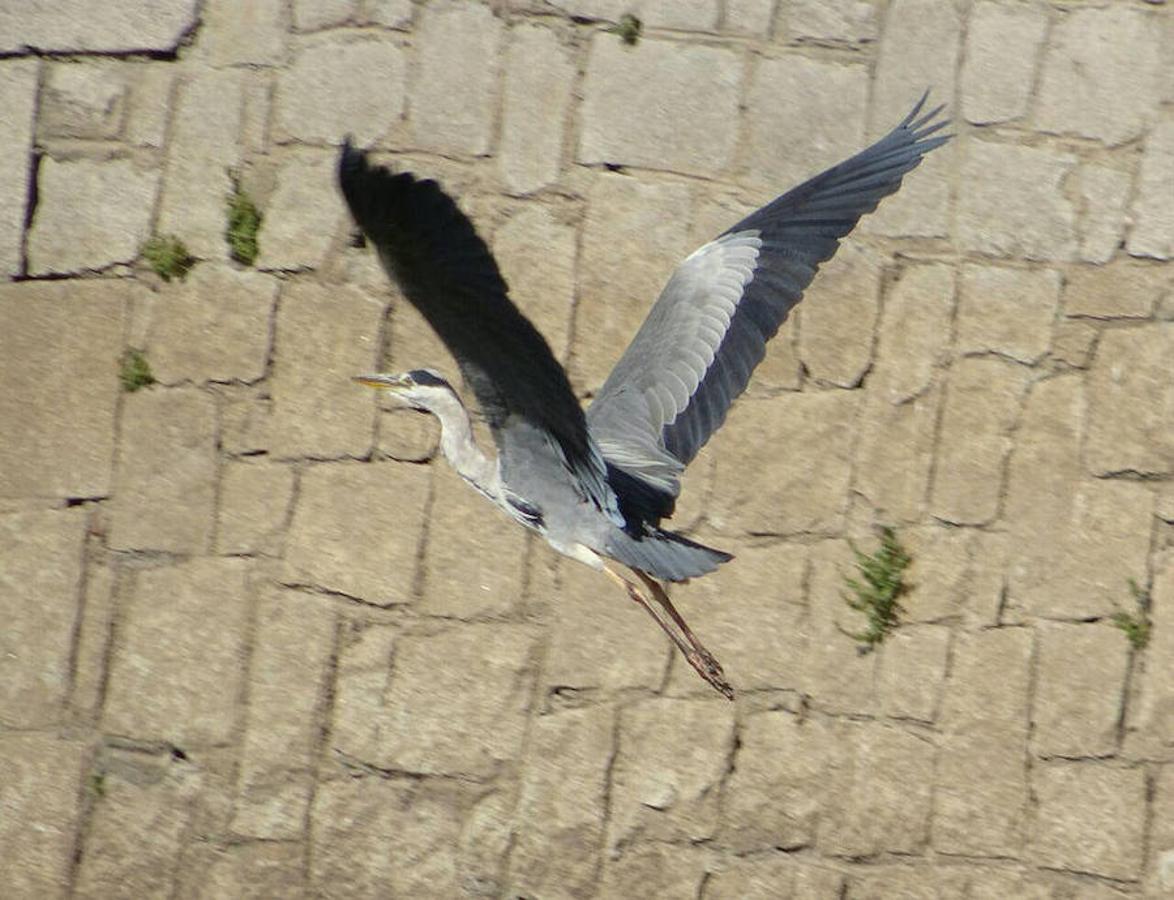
[429,391,498,495]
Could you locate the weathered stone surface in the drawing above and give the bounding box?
[39,62,125,140]
[310,777,472,898]
[581,37,740,177]
[1033,624,1128,758]
[125,65,175,149]
[872,0,959,129]
[108,388,216,552]
[338,625,537,777]
[957,264,1060,363]
[548,0,717,30]
[147,266,276,383]
[608,698,734,850]
[958,140,1077,261]
[873,263,955,403]
[931,358,1030,525]
[1036,7,1163,146]
[571,173,690,391]
[1004,377,1153,619]
[28,156,159,274]
[746,55,866,190]
[291,0,352,30]
[854,383,941,525]
[1030,763,1145,880]
[709,857,844,899]
[1050,319,1098,370]
[0,59,37,275]
[0,509,85,728]
[198,0,287,66]
[75,751,200,899]
[256,150,346,271]
[268,281,381,458]
[601,845,710,900]
[1078,163,1132,264]
[1087,324,1173,476]
[103,559,251,745]
[285,461,429,604]
[960,1,1047,125]
[184,842,305,900]
[70,560,116,723]
[0,280,127,499]
[798,242,881,387]
[901,526,1007,626]
[276,36,404,144]
[511,706,613,899]
[1129,120,1174,260]
[711,392,858,534]
[499,25,573,194]
[493,204,576,361]
[216,460,296,555]
[725,0,775,37]
[367,0,411,29]
[0,735,87,898]
[1065,261,1166,319]
[1125,553,1174,756]
[0,0,198,53]
[934,629,1030,857]
[789,0,876,43]
[234,589,335,839]
[156,69,244,261]
[877,624,949,722]
[1152,766,1174,894]
[409,2,503,156]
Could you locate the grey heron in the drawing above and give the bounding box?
[340,94,949,700]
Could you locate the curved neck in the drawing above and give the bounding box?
[429,392,497,495]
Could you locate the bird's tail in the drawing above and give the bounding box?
[604,527,733,583]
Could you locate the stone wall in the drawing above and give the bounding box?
[1,0,1172,896]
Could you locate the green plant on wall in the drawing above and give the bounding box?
[141,234,195,282]
[1112,578,1152,651]
[226,177,262,266]
[841,527,911,650]
[606,13,642,45]
[119,348,155,393]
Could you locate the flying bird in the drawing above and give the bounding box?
[339,94,949,699]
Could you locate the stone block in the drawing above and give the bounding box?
[0,280,127,499]
[1128,120,1174,260]
[39,62,126,140]
[1036,7,1163,146]
[571,173,691,392]
[216,459,296,555]
[0,58,37,275]
[28,156,159,275]
[1050,319,1098,370]
[960,1,1047,125]
[788,0,876,43]
[233,589,335,839]
[957,264,1060,363]
[197,0,287,66]
[255,150,346,271]
[510,706,613,899]
[499,24,574,194]
[1077,163,1132,264]
[724,0,775,37]
[268,281,382,458]
[1065,261,1167,319]
[708,857,843,899]
[147,265,277,383]
[872,0,959,131]
[0,735,87,898]
[183,843,305,900]
[1087,324,1172,476]
[292,0,352,30]
[0,0,198,53]
[108,387,217,553]
[958,140,1077,261]
[332,623,538,777]
[285,461,429,604]
[310,777,472,898]
[103,558,252,746]
[367,0,411,28]
[75,751,200,899]
[1152,766,1174,894]
[544,554,671,692]
[798,242,881,387]
[1125,553,1174,754]
[276,35,404,145]
[493,204,576,361]
[877,624,949,722]
[156,69,244,261]
[601,845,710,899]
[1005,377,1153,619]
[1033,623,1129,758]
[930,358,1030,525]
[608,698,734,850]
[408,1,503,156]
[710,392,858,535]
[420,464,528,618]
[0,508,85,728]
[901,526,1006,626]
[220,387,274,456]
[746,55,867,191]
[853,384,940,523]
[1030,762,1145,880]
[580,37,740,177]
[872,263,955,404]
[125,65,175,149]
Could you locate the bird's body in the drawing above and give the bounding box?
[341,94,950,699]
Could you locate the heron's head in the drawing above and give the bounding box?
[352,368,457,414]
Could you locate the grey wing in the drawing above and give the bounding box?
[586,94,950,519]
[338,141,619,523]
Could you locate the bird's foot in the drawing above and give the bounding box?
[684,645,735,701]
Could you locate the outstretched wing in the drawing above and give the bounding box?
[338,142,618,521]
[586,94,950,521]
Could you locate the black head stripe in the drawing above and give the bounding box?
[407,369,448,388]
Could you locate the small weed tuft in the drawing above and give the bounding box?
[841,527,911,651]
[142,234,194,282]
[226,178,262,266]
[88,772,106,798]
[1111,578,1152,651]
[607,13,642,46]
[119,348,155,393]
